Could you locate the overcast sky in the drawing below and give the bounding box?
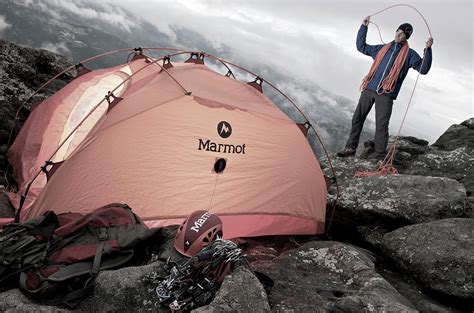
[112,0,472,142]
[16,0,470,142]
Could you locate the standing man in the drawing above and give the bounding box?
[337,16,433,162]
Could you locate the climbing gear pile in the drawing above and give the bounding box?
[156,239,245,311]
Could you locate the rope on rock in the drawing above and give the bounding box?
[354,3,432,178]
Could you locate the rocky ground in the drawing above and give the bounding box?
[0,40,73,187]
[0,41,473,312]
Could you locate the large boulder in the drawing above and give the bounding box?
[396,120,474,198]
[80,253,269,312]
[432,118,474,152]
[76,262,168,312]
[254,241,416,312]
[389,122,474,197]
[330,175,468,228]
[403,147,474,198]
[78,260,265,312]
[192,266,270,312]
[0,262,170,312]
[329,126,474,199]
[378,266,465,313]
[382,218,474,303]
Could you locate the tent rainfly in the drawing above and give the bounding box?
[7,49,328,239]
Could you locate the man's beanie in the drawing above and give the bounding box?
[397,23,413,39]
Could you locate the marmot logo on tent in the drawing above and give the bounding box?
[198,121,246,154]
[217,121,232,138]
[191,211,212,233]
[198,139,246,154]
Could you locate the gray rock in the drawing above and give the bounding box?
[433,118,474,151]
[382,218,474,300]
[192,266,270,313]
[326,129,474,198]
[254,241,416,312]
[402,147,474,197]
[0,288,70,313]
[378,266,465,313]
[1,255,254,312]
[0,261,170,312]
[0,190,15,218]
[320,153,375,183]
[360,136,430,167]
[355,225,389,250]
[331,175,469,228]
[461,118,474,130]
[76,261,169,312]
[321,135,434,184]
[149,225,187,264]
[0,40,73,179]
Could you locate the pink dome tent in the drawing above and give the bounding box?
[6,48,330,239]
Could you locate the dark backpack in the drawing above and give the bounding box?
[0,203,158,307]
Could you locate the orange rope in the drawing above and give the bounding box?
[370,4,432,37]
[354,4,432,178]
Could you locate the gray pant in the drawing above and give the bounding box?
[346,89,393,159]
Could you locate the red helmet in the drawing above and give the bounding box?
[174,210,223,257]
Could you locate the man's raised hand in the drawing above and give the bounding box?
[363,16,371,26]
[426,37,433,48]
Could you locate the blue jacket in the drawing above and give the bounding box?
[357,25,432,99]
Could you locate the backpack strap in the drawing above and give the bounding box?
[54,250,135,309]
[60,276,96,309]
[47,250,135,282]
[19,250,135,308]
[0,264,34,290]
[92,227,108,276]
[48,227,112,308]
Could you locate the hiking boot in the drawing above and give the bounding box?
[337,147,356,157]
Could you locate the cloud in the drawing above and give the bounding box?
[11,0,34,6]
[91,0,474,142]
[55,0,139,32]
[0,15,11,32]
[40,42,71,55]
[26,0,139,33]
